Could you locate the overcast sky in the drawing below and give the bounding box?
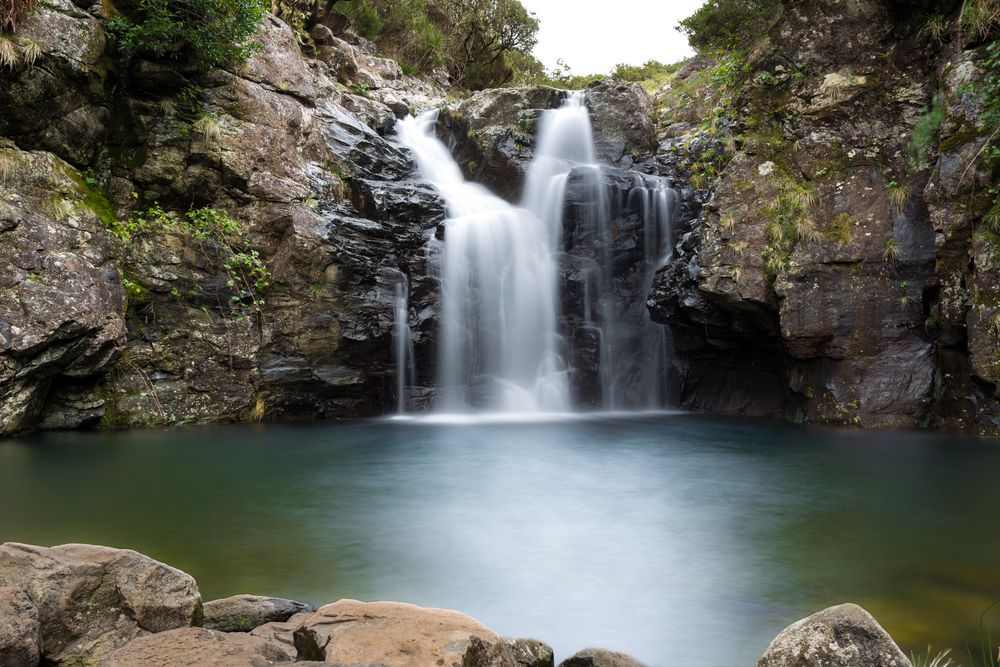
[518,0,705,75]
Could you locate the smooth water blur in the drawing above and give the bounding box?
[2,415,999,666]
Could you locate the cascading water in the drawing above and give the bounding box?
[398,111,569,413]
[396,92,676,414]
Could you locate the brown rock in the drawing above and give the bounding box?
[292,599,514,667]
[0,543,201,665]
[756,603,911,667]
[102,627,291,667]
[249,612,314,661]
[0,586,40,667]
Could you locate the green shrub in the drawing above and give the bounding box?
[107,0,269,69]
[907,94,947,171]
[678,0,781,52]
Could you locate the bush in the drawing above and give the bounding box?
[907,95,947,170]
[678,0,781,51]
[107,0,269,69]
[331,0,537,89]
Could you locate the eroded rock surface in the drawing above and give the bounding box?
[204,594,316,632]
[756,603,911,667]
[293,599,515,667]
[0,586,40,667]
[0,543,201,665]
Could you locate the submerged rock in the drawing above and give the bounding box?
[0,543,201,665]
[203,594,316,632]
[756,603,911,667]
[293,599,515,666]
[558,647,645,667]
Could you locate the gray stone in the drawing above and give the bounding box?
[204,594,316,632]
[0,543,201,665]
[558,647,645,667]
[504,637,555,667]
[756,603,912,667]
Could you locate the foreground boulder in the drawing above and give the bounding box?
[293,599,515,666]
[757,603,912,667]
[0,543,201,665]
[248,612,315,660]
[558,648,645,667]
[203,594,316,632]
[103,627,290,666]
[505,637,555,667]
[0,586,40,667]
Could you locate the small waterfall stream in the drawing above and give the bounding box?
[396,92,675,415]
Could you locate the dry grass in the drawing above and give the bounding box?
[0,34,17,68]
[18,35,39,65]
[195,114,223,145]
[961,0,1000,39]
[796,216,824,243]
[887,180,910,212]
[883,237,901,264]
[920,15,951,44]
[0,150,13,183]
[250,395,266,422]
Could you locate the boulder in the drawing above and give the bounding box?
[756,603,912,667]
[0,586,40,667]
[249,612,314,661]
[558,648,645,667]
[505,637,555,667]
[0,543,201,665]
[102,627,291,667]
[292,599,514,667]
[204,595,316,632]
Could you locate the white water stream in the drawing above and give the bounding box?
[396,92,675,414]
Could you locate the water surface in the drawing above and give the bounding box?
[2,414,998,666]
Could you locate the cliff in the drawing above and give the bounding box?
[1,0,998,435]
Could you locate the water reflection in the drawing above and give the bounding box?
[1,415,998,666]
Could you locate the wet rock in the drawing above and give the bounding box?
[583,78,656,168]
[293,599,514,666]
[756,603,911,667]
[558,648,645,667]
[103,627,291,667]
[505,637,555,667]
[0,586,40,667]
[0,543,201,665]
[0,145,126,436]
[204,594,316,632]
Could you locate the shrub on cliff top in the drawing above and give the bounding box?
[1,0,34,32]
[678,0,781,51]
[107,0,269,69]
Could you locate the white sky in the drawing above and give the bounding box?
[518,0,704,75]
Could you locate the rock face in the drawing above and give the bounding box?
[203,594,316,632]
[0,143,126,435]
[0,586,40,667]
[649,0,1000,431]
[293,599,515,667]
[0,542,201,665]
[756,603,911,667]
[558,648,645,667]
[103,626,291,667]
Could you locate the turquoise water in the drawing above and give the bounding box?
[1,413,999,666]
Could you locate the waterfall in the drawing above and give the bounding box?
[397,111,569,413]
[396,92,676,415]
[386,269,415,413]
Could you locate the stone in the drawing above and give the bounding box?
[292,599,514,667]
[505,637,555,667]
[0,543,201,665]
[204,594,316,632]
[558,648,645,667]
[0,586,40,667]
[249,612,314,661]
[756,603,911,667]
[102,627,291,667]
